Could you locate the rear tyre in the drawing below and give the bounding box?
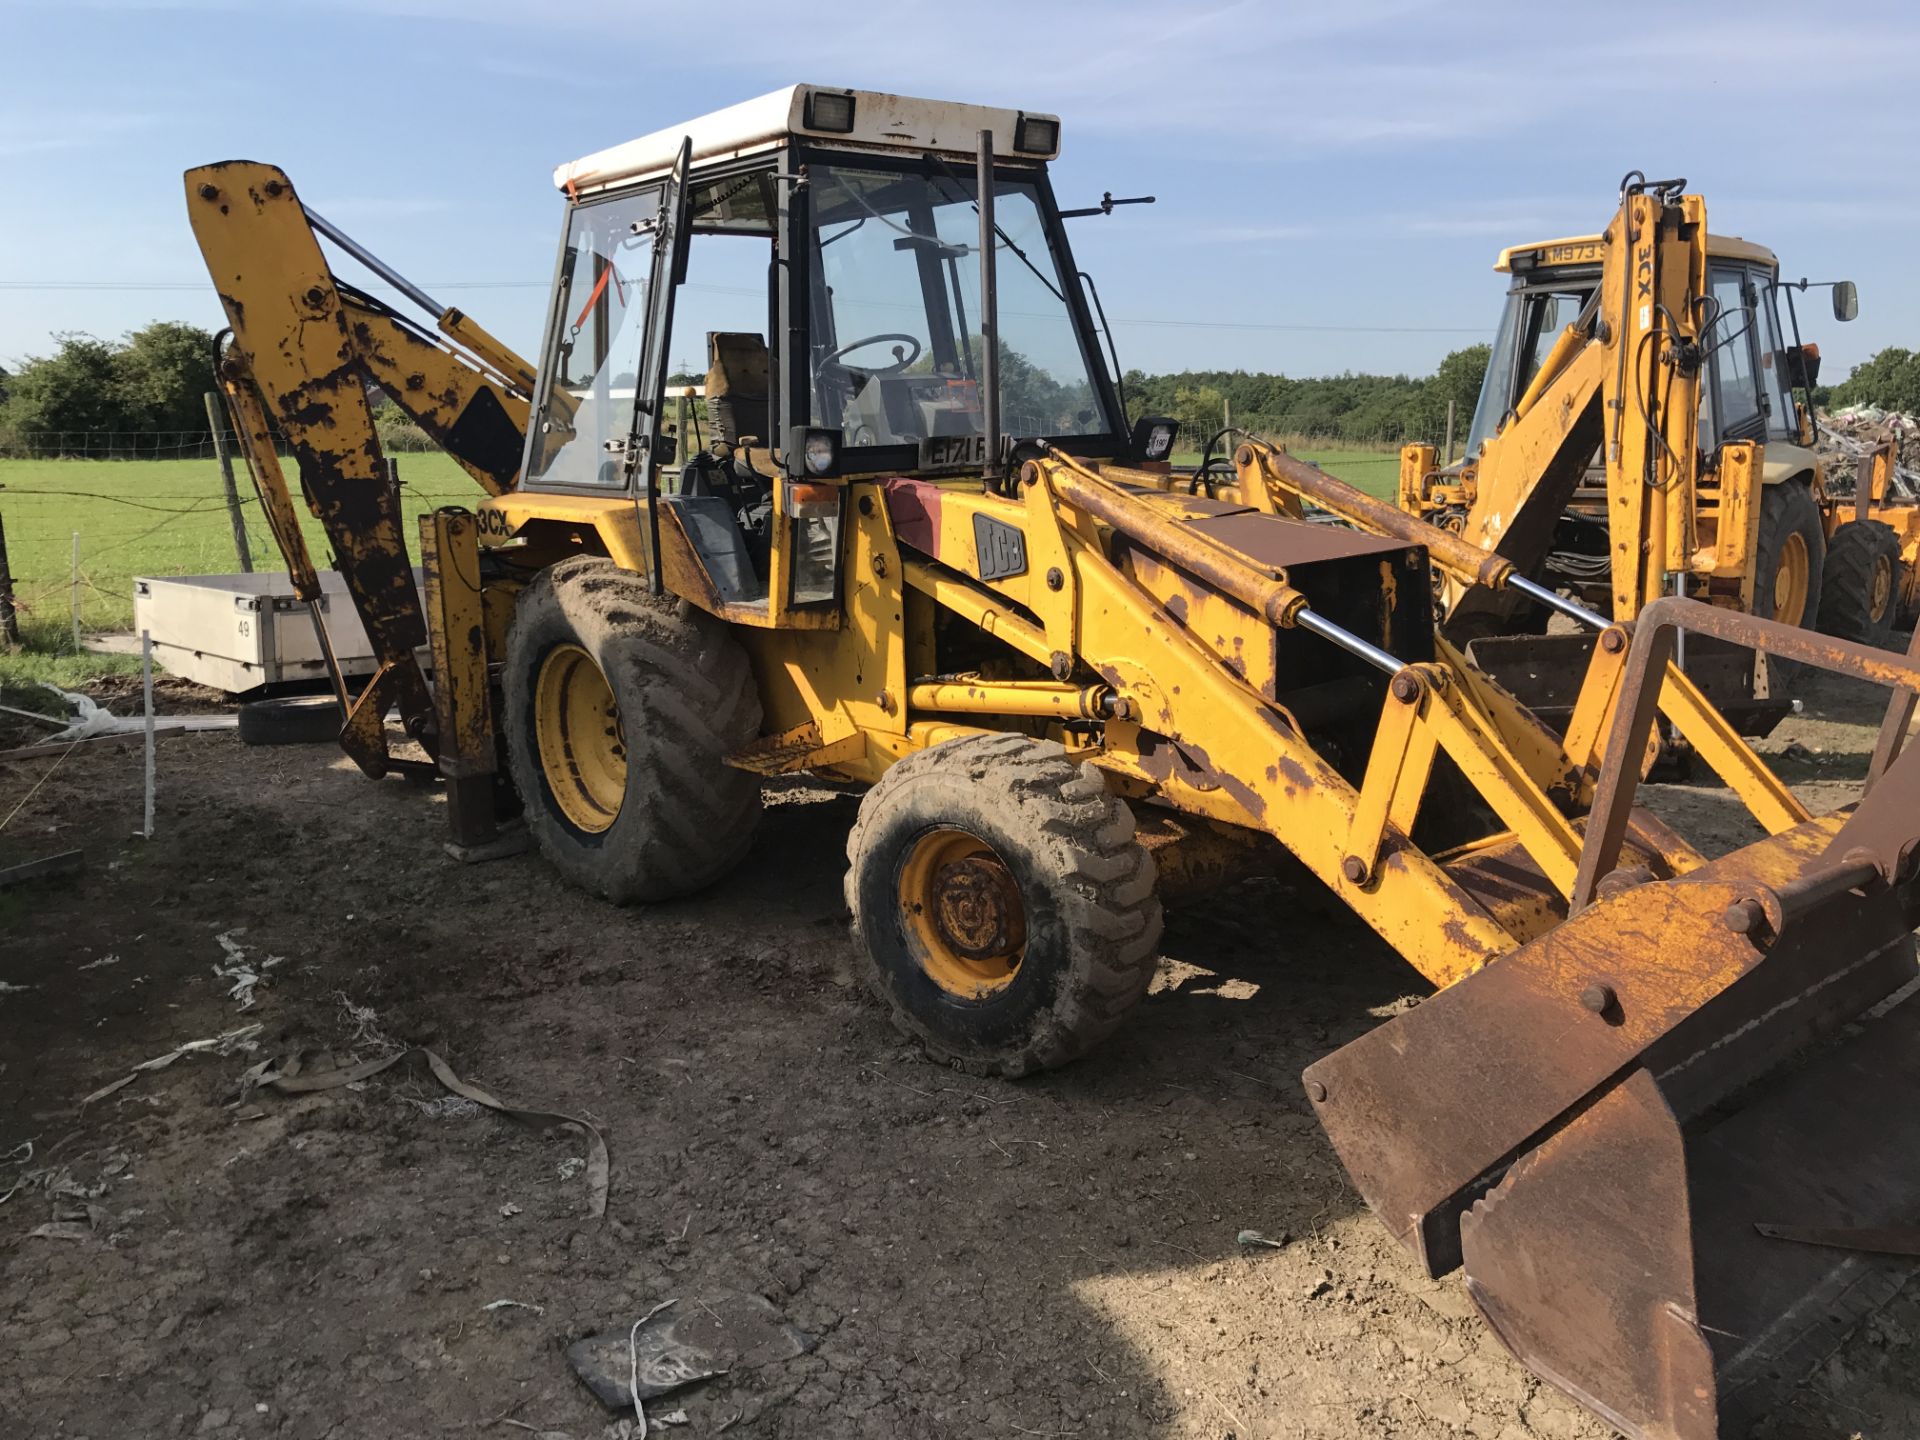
[237,695,341,746]
[1818,520,1902,647]
[1751,480,1826,689]
[845,734,1163,1077]
[502,556,761,903]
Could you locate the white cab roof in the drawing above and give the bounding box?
[554,85,1060,194]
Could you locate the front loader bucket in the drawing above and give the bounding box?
[1462,1001,1920,1438]
[1305,809,1920,1440]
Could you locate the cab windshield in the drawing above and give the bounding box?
[1466,274,1596,459]
[806,161,1110,450]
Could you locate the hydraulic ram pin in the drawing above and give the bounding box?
[303,206,445,317]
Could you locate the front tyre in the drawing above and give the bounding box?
[845,734,1163,1077]
[503,557,761,903]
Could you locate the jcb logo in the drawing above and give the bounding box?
[972,515,1027,582]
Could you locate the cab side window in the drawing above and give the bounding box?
[1705,267,1763,443]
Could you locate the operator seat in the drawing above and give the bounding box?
[705,331,770,446]
[666,331,777,601]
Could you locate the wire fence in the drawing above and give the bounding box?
[1,416,1423,462]
[0,449,479,648]
[0,429,289,461]
[0,418,1416,650]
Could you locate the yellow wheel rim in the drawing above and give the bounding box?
[1871,555,1895,622]
[897,828,1027,998]
[1772,532,1810,627]
[533,643,624,834]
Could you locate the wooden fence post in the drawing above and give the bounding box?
[205,391,253,573]
[0,494,19,649]
[70,531,82,652]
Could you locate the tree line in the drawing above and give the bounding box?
[0,324,218,452]
[5,324,1920,458]
[1122,344,1492,449]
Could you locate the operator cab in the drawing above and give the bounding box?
[517,85,1134,621]
[1467,233,1840,465]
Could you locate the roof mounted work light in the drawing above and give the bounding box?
[1013,112,1059,155]
[804,89,857,134]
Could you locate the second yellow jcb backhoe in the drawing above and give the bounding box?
[1400,173,1899,734]
[188,91,1920,1440]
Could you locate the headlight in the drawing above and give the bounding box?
[804,431,837,475]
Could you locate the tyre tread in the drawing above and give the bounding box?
[1818,519,1902,645]
[503,558,761,903]
[845,734,1163,1078]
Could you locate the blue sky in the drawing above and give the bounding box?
[3,0,1917,382]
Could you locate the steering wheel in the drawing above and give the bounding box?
[818,332,923,376]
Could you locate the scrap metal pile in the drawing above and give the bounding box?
[1818,404,1920,500]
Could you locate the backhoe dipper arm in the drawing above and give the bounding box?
[185,160,536,775]
[1421,177,1707,631]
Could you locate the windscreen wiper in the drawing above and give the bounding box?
[921,151,1066,304]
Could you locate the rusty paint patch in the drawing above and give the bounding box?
[884,477,943,556]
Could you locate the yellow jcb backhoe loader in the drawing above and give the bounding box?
[188,88,1920,1440]
[1400,174,1899,735]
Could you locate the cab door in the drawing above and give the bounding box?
[521,183,667,493]
[1703,266,1767,446]
[628,138,694,594]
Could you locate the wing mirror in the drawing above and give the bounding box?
[1832,280,1859,322]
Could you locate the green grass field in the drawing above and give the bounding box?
[1169,441,1401,496]
[0,454,480,686]
[0,445,1400,687]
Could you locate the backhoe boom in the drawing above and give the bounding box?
[186,160,535,778]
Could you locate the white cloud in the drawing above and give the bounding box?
[0,109,160,157]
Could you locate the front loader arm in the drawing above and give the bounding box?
[1069,443,1920,1436]
[185,160,535,774]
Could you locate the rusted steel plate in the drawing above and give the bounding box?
[1306,822,1916,1279]
[1459,996,1920,1440]
[1182,510,1410,567]
[1461,1070,1716,1439]
[1826,727,1920,880]
[1306,868,1755,1276]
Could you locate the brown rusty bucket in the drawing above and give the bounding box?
[1307,833,1920,1438]
[1307,599,1920,1439]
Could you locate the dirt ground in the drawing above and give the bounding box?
[2,671,1917,1440]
